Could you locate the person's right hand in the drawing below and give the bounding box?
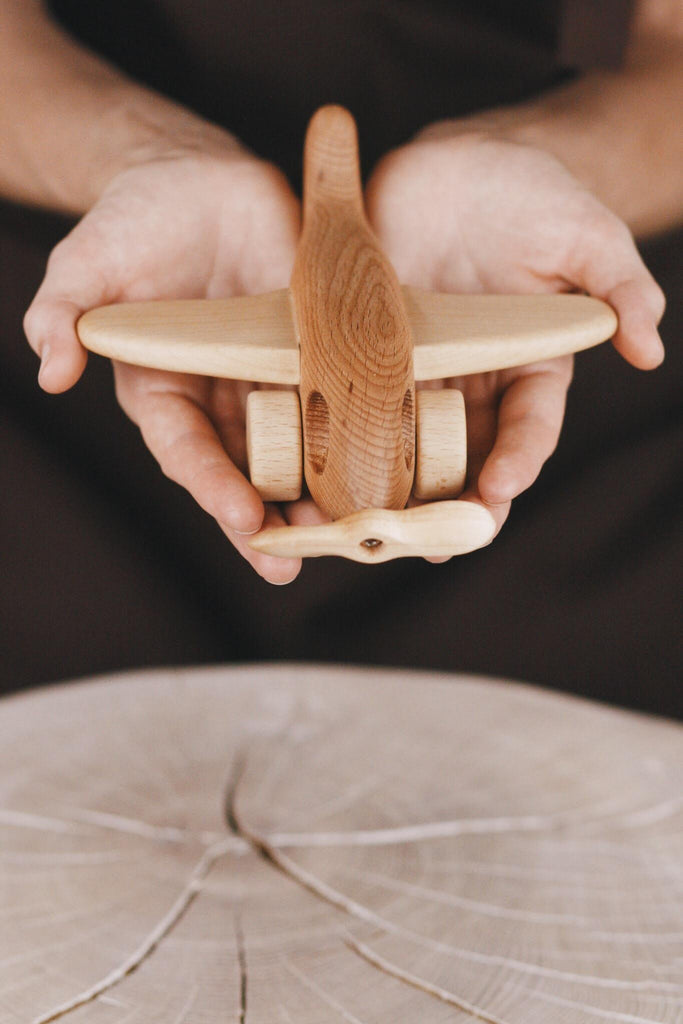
[24,148,325,583]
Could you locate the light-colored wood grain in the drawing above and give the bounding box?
[249,501,494,561]
[408,288,618,380]
[414,388,467,500]
[291,105,416,519]
[246,390,302,501]
[2,664,681,1023]
[77,289,300,385]
[76,288,618,390]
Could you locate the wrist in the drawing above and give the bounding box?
[0,4,251,214]
[73,86,248,210]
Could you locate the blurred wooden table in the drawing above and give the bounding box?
[1,664,682,1023]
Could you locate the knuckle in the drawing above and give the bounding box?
[158,457,177,484]
[23,303,56,349]
[23,306,74,353]
[45,236,72,271]
[579,197,633,250]
[232,157,290,204]
[647,280,667,320]
[22,303,41,340]
[599,210,634,249]
[255,159,290,194]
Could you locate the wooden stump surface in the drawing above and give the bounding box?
[1,664,682,1023]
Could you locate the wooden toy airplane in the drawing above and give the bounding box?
[77,106,617,563]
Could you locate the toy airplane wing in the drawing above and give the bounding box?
[407,288,616,379]
[77,287,616,384]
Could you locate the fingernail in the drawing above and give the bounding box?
[225,509,263,534]
[38,345,51,385]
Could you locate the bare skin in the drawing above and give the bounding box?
[365,135,666,537]
[3,0,679,581]
[25,154,307,584]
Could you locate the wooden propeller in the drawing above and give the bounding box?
[77,105,618,563]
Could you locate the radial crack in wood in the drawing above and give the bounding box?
[1,665,681,1023]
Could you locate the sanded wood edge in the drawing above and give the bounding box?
[246,390,303,502]
[407,289,618,380]
[77,290,300,385]
[248,500,496,562]
[414,389,467,501]
[76,288,617,387]
[301,105,365,213]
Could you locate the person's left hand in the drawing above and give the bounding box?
[366,132,666,539]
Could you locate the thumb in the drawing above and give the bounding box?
[24,233,117,393]
[569,212,666,371]
[24,296,88,394]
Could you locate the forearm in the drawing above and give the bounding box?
[0,0,240,213]
[421,13,683,237]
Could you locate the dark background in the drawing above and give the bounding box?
[1,0,680,716]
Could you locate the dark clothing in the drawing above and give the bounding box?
[48,0,630,185]
[2,1,681,716]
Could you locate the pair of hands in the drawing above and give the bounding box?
[24,129,665,583]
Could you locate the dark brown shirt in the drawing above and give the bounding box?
[2,0,680,715]
[48,0,633,179]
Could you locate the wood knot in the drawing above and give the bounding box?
[402,388,415,470]
[305,391,330,474]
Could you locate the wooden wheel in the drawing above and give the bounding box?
[413,388,467,500]
[246,390,303,502]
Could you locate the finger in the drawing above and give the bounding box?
[462,377,499,490]
[601,277,665,370]
[24,297,89,394]
[223,504,303,585]
[285,497,331,527]
[459,488,512,541]
[227,498,328,585]
[229,162,301,294]
[478,360,572,505]
[419,382,510,554]
[115,366,265,536]
[24,235,117,393]
[570,215,666,370]
[209,379,254,475]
